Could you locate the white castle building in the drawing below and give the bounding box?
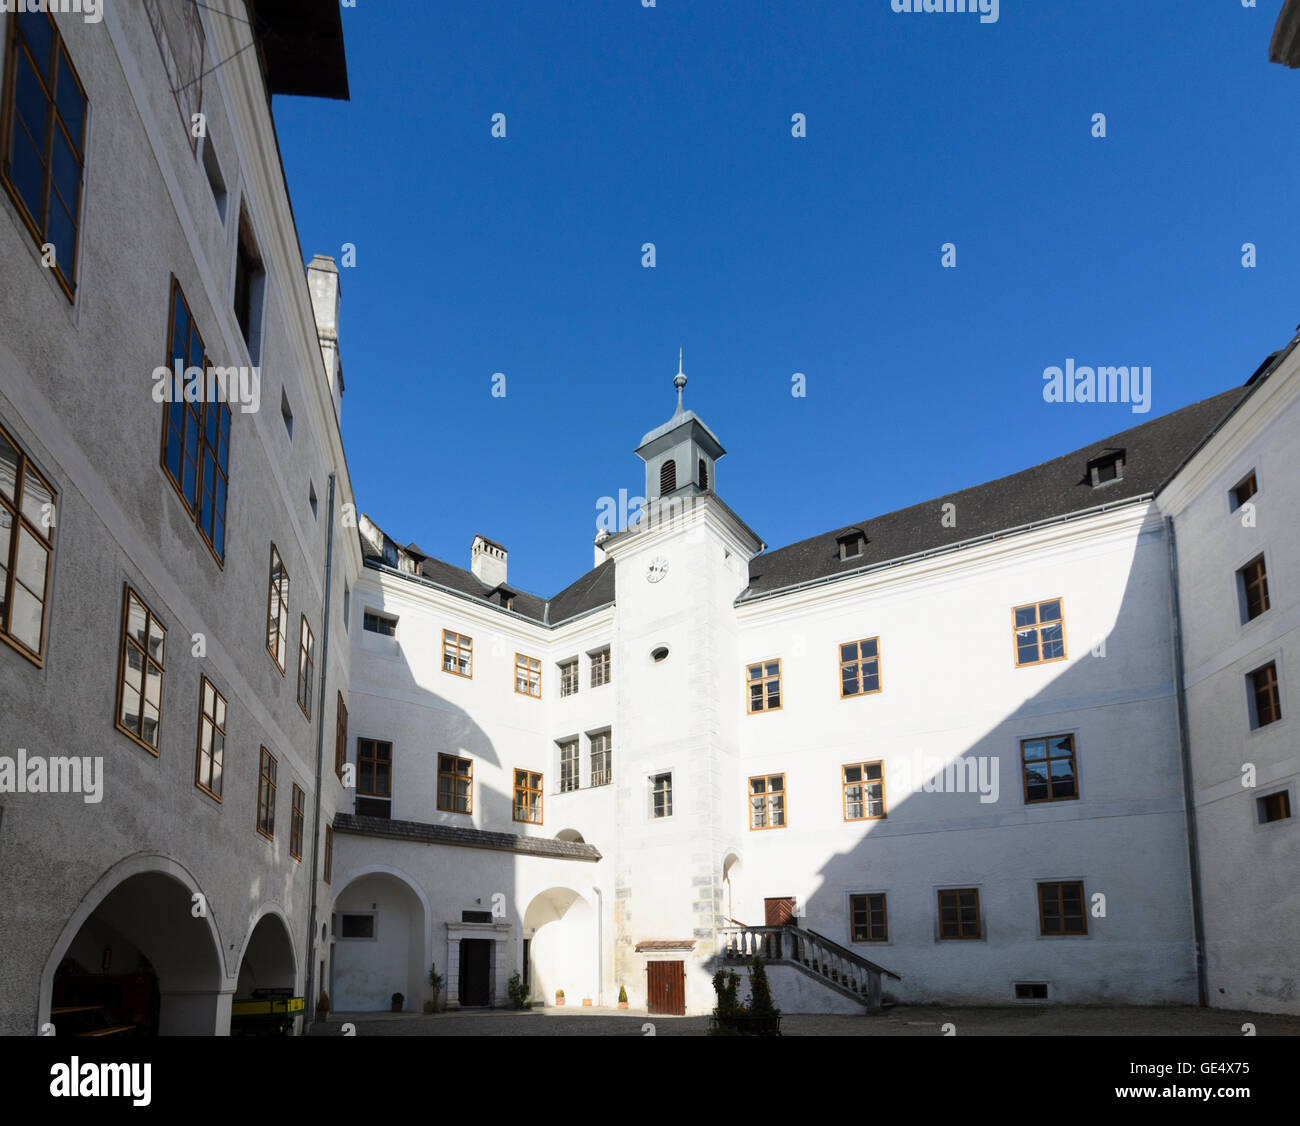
[0,3,1295,1034]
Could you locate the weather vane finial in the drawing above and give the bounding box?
[673,348,687,412]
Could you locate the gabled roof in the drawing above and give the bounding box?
[739,386,1251,602]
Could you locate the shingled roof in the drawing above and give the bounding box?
[335,814,603,861]
[739,386,1252,603]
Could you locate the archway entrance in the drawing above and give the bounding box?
[232,912,298,1035]
[331,871,428,1012]
[523,887,594,1005]
[46,869,225,1036]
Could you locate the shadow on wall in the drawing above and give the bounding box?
[779,534,1201,1006]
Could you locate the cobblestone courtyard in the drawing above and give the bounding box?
[309,1005,1300,1037]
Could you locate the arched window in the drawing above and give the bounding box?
[698,458,709,490]
[660,459,677,494]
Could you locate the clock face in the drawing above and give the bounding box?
[646,556,669,583]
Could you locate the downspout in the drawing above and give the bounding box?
[304,472,337,1026]
[1165,515,1208,1007]
[593,886,603,1006]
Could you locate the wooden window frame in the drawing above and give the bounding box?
[334,691,348,782]
[296,614,315,720]
[0,9,88,299]
[289,783,305,861]
[1230,470,1258,511]
[590,647,611,688]
[357,738,392,800]
[437,753,473,814]
[265,544,288,673]
[1248,662,1282,728]
[748,773,787,831]
[1258,790,1291,824]
[1239,555,1270,622]
[842,761,886,821]
[745,658,783,714]
[193,675,226,801]
[513,768,543,824]
[1020,734,1079,805]
[323,823,334,884]
[442,629,472,678]
[559,658,579,698]
[839,638,882,699]
[938,888,982,940]
[849,893,888,943]
[0,419,57,665]
[590,730,612,787]
[514,652,541,698]
[114,585,167,755]
[256,746,277,841]
[158,278,231,567]
[1037,880,1087,936]
[1012,598,1068,668]
[650,771,673,819]
[558,739,579,793]
[363,610,396,636]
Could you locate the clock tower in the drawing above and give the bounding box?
[602,356,765,1012]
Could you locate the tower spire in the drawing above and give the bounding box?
[673,348,687,414]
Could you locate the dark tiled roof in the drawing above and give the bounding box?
[634,940,697,952]
[335,814,603,861]
[740,387,1250,602]
[547,559,616,625]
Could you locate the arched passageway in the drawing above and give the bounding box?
[523,887,595,1005]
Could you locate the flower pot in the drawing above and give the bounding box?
[617,1002,629,1010]
[555,997,565,1007]
[582,998,592,1007]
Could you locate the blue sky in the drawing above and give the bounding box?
[274,1,1300,598]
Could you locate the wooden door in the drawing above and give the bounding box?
[765,897,797,926]
[647,961,685,1015]
[458,939,491,1007]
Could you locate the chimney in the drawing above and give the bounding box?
[594,530,610,567]
[471,535,508,588]
[307,254,343,418]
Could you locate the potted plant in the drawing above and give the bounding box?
[554,988,565,1007]
[617,985,628,1010]
[506,972,531,1010]
[428,964,443,1012]
[316,989,330,1022]
[390,992,404,1013]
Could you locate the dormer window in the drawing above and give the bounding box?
[491,586,515,611]
[836,529,866,561]
[698,459,709,490]
[1087,449,1125,487]
[660,459,677,494]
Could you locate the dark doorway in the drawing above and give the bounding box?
[764,897,797,927]
[522,939,530,991]
[458,939,491,1007]
[647,961,685,1016]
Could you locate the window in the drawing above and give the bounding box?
[1087,449,1125,487]
[296,616,315,720]
[143,0,204,151]
[1013,598,1066,667]
[0,421,56,663]
[339,914,374,939]
[115,586,166,754]
[257,747,277,840]
[290,784,305,860]
[748,774,786,830]
[849,893,888,942]
[443,629,472,677]
[334,692,348,782]
[194,676,225,800]
[160,280,231,562]
[356,738,392,818]
[1021,734,1078,804]
[590,730,612,787]
[938,888,981,939]
[559,739,579,793]
[837,530,865,561]
[1015,983,1048,1000]
[1248,662,1282,729]
[840,638,881,697]
[660,459,677,493]
[342,584,350,631]
[698,458,708,490]
[280,388,294,439]
[1239,556,1270,622]
[324,823,334,883]
[234,209,265,362]
[438,754,472,813]
[746,659,782,713]
[1,9,88,297]
[1038,881,1087,936]
[559,658,579,697]
[309,482,318,521]
[265,545,289,671]
[201,134,227,222]
[590,646,610,688]
[651,772,672,819]
[363,610,396,636]
[1257,790,1291,824]
[513,769,543,824]
[1231,471,1258,511]
[842,762,885,820]
[515,653,541,698]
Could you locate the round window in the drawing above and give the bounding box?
[651,646,670,663]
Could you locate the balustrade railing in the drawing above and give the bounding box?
[715,924,896,1008]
